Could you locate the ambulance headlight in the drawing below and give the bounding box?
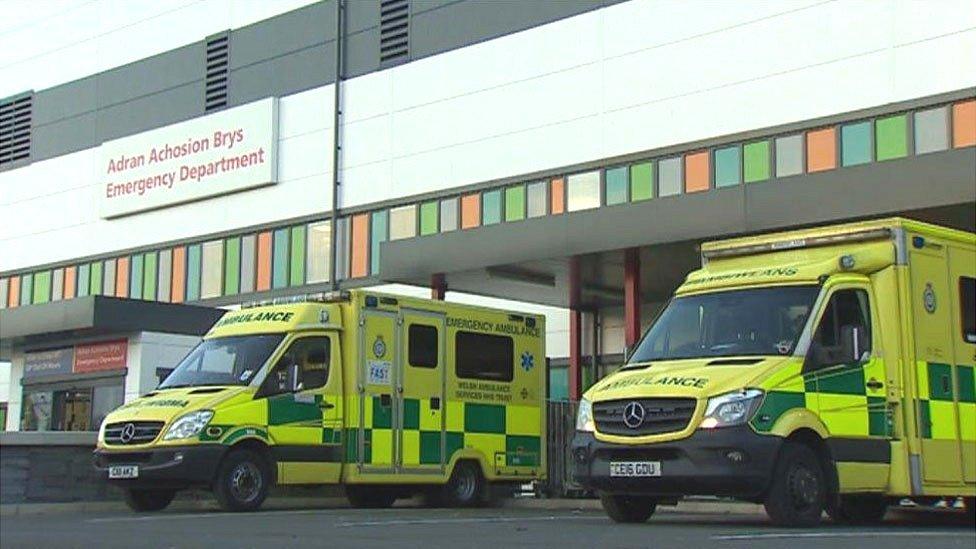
[576,398,594,432]
[163,410,214,440]
[699,389,764,429]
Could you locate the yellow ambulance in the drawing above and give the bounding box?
[94,290,546,512]
[573,218,975,526]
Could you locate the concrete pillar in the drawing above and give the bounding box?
[430,273,447,301]
[624,248,641,349]
[569,256,582,401]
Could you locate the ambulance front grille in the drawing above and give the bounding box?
[104,421,165,445]
[593,398,696,437]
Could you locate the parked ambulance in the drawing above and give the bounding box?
[573,218,975,526]
[94,291,546,512]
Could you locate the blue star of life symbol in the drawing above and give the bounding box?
[520,351,535,372]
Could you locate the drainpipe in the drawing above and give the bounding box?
[328,0,345,289]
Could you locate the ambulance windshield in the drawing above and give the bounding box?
[628,285,819,363]
[159,334,285,389]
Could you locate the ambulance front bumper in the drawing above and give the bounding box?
[571,426,781,498]
[93,445,226,489]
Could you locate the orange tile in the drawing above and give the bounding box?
[8,275,19,308]
[806,127,836,172]
[550,178,565,214]
[171,247,186,303]
[64,266,76,299]
[256,232,272,291]
[461,194,481,229]
[684,151,710,193]
[953,100,976,148]
[115,257,129,297]
[351,214,369,278]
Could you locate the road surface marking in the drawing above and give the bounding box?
[714,531,973,541]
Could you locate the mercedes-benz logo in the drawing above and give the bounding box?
[622,402,645,429]
[120,423,136,443]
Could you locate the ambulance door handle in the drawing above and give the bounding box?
[866,379,884,391]
[318,402,335,410]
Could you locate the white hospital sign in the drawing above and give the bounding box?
[98,98,278,218]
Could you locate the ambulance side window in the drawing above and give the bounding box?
[408,324,438,368]
[263,337,331,395]
[960,277,976,344]
[805,289,872,372]
[455,331,513,382]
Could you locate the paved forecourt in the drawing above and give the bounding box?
[1,503,973,549]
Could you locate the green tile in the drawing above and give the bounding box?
[403,398,420,430]
[876,114,907,161]
[224,238,241,295]
[464,403,506,433]
[142,252,157,300]
[743,141,770,183]
[504,186,525,221]
[420,431,442,464]
[32,271,50,304]
[370,211,388,275]
[841,121,871,166]
[482,190,502,225]
[957,365,975,403]
[129,254,143,299]
[20,274,33,306]
[186,245,202,300]
[927,363,954,401]
[420,201,439,235]
[272,229,289,289]
[714,146,741,188]
[630,162,653,201]
[89,262,103,296]
[76,264,90,297]
[290,225,306,286]
[605,167,629,205]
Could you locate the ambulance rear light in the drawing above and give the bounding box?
[242,290,351,309]
[702,228,892,262]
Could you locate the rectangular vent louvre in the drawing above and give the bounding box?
[379,0,409,64]
[205,33,230,112]
[0,94,32,167]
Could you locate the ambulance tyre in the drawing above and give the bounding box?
[827,494,888,524]
[346,486,397,509]
[213,449,271,512]
[599,494,657,523]
[443,461,485,507]
[123,488,176,512]
[764,442,826,527]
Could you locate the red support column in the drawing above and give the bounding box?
[568,256,583,401]
[624,248,641,349]
[431,273,447,300]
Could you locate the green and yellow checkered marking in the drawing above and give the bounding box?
[917,362,975,440]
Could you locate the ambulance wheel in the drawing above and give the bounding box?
[600,494,657,523]
[213,449,270,512]
[827,494,888,524]
[443,461,484,507]
[123,488,176,512]
[764,442,825,527]
[346,486,397,508]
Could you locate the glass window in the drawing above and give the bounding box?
[129,255,143,299]
[370,211,388,275]
[456,331,513,381]
[876,114,908,161]
[264,337,331,394]
[629,286,820,363]
[684,151,710,192]
[102,259,115,296]
[440,198,459,232]
[806,289,872,372]
[953,100,976,148]
[92,385,124,429]
[526,182,547,218]
[658,157,682,197]
[841,121,871,166]
[408,324,438,368]
[775,134,804,177]
[961,277,976,344]
[201,240,223,299]
[743,141,770,183]
[914,107,949,155]
[605,167,629,205]
[482,190,502,225]
[567,171,600,211]
[160,334,285,389]
[21,390,53,431]
[306,221,331,284]
[714,146,741,188]
[389,205,417,240]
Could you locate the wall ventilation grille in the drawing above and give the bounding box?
[380,0,409,64]
[0,94,32,167]
[205,33,230,112]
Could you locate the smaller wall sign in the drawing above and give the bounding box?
[74,340,128,373]
[23,348,74,379]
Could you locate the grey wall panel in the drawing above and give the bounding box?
[31,79,97,126]
[95,44,202,109]
[229,44,334,106]
[30,113,98,159]
[230,2,335,69]
[95,82,205,143]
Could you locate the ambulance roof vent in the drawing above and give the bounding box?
[204,32,230,112]
[702,228,892,262]
[242,291,351,309]
[0,92,32,168]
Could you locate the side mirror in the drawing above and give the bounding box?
[303,369,328,390]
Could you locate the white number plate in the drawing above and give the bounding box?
[609,461,661,477]
[108,465,139,479]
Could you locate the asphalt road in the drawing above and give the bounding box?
[1,504,973,549]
